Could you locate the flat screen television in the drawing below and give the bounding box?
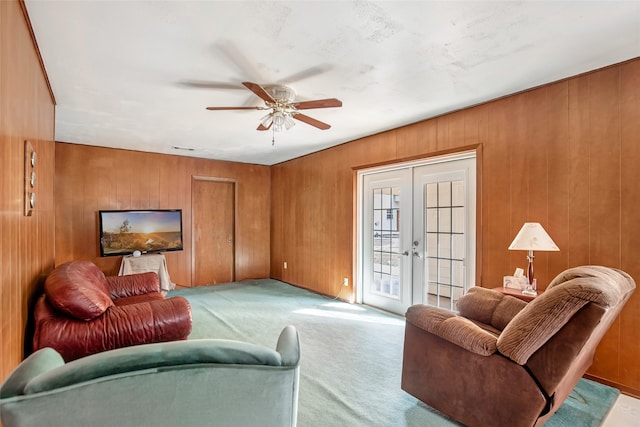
[98,209,184,257]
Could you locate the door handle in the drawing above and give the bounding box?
[412,240,421,258]
[402,250,410,256]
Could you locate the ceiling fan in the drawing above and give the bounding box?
[206,82,342,132]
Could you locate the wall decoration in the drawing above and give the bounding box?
[24,140,36,216]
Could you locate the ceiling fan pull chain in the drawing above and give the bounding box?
[272,127,276,146]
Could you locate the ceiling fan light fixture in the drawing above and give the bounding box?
[284,114,296,130]
[260,112,273,128]
[269,111,295,132]
[265,85,296,103]
[272,112,285,132]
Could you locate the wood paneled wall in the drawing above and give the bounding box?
[55,143,271,286]
[271,58,640,395]
[0,0,56,381]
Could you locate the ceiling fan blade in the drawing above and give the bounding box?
[242,82,275,103]
[257,122,272,131]
[293,113,331,130]
[294,98,342,110]
[280,65,332,84]
[179,80,244,90]
[206,106,264,111]
[214,40,265,83]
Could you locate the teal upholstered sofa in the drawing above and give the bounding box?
[0,326,300,427]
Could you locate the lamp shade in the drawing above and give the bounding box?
[508,223,559,252]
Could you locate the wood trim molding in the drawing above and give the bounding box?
[19,0,56,104]
[352,144,482,172]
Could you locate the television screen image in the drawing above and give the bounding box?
[99,209,184,257]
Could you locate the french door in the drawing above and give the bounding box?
[360,155,476,315]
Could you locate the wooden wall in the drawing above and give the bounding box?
[55,143,271,286]
[0,0,56,381]
[271,58,640,395]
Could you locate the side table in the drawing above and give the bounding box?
[119,253,174,292]
[491,286,538,303]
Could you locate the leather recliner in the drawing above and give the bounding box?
[401,266,635,427]
[32,260,192,361]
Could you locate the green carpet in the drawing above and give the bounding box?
[169,279,619,427]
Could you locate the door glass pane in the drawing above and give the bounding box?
[428,258,438,282]
[452,234,464,259]
[426,209,438,232]
[452,207,464,233]
[438,208,451,232]
[424,177,466,311]
[371,185,401,301]
[426,183,438,207]
[452,260,464,287]
[427,234,438,257]
[438,182,451,206]
[438,234,451,258]
[452,180,464,205]
[374,188,382,209]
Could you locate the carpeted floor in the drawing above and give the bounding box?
[169,279,619,427]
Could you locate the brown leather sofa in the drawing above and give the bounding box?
[402,266,635,427]
[33,260,192,361]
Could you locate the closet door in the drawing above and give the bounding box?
[192,178,235,286]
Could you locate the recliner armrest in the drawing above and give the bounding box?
[405,305,498,356]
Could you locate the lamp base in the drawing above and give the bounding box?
[522,287,538,296]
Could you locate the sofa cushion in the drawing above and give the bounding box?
[45,261,114,321]
[457,286,527,331]
[406,305,498,356]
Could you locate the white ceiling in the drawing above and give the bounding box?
[25,1,640,166]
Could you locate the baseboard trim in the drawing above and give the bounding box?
[584,373,640,399]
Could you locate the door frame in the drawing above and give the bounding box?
[191,176,238,286]
[355,149,480,306]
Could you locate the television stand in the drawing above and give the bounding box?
[118,253,174,292]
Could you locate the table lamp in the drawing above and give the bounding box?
[508,222,559,295]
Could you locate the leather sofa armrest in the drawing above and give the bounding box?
[406,305,498,356]
[34,296,192,361]
[106,272,160,299]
